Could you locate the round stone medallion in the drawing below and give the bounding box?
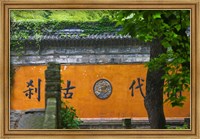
[93,79,112,99]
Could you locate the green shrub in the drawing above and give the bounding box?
[175,123,189,129]
[61,102,82,129]
[166,123,189,129]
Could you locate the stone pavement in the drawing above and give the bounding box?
[10,110,23,129]
[10,109,45,129]
[10,109,187,129]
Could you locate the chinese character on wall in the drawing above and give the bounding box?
[129,78,145,98]
[62,80,76,99]
[23,79,41,101]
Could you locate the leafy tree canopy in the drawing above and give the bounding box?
[115,10,190,107]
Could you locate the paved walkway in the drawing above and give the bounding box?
[10,109,45,129]
[10,109,187,129]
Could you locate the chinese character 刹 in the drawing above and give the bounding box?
[23,79,41,101]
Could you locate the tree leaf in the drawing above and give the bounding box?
[153,13,161,19]
[162,41,171,48]
[175,24,181,31]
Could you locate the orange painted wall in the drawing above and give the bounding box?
[10,64,190,118]
[10,66,46,110]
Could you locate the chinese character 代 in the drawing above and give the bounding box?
[129,78,145,98]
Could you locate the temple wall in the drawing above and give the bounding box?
[10,64,190,118]
[10,39,190,118]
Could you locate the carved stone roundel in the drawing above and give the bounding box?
[93,79,112,99]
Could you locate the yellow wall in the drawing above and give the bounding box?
[11,64,190,118]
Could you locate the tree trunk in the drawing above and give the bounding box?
[144,39,166,129]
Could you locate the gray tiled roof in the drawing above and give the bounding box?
[12,30,146,48]
[12,28,132,40]
[27,33,131,40]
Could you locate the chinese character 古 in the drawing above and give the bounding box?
[62,80,76,99]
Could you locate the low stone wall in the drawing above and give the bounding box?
[80,118,189,129]
[43,98,57,129]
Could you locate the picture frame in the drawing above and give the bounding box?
[0,0,199,138]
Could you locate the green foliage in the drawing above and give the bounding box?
[175,123,189,129]
[10,10,49,22]
[11,10,113,22]
[10,13,44,56]
[10,20,116,36]
[115,10,190,107]
[10,10,116,36]
[166,123,189,129]
[61,101,82,129]
[10,10,117,55]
